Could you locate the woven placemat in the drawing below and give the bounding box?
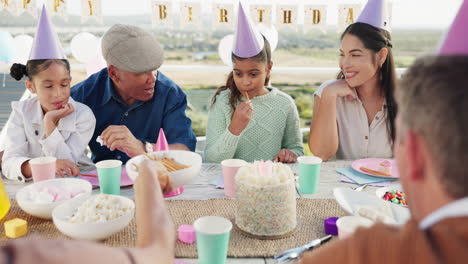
[0,198,345,258]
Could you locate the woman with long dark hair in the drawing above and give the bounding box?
[308,1,397,161]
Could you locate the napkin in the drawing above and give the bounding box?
[80,168,134,187]
[340,175,393,187]
[336,167,397,185]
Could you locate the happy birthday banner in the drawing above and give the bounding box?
[1,0,102,23]
[0,1,387,31]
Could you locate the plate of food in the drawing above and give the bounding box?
[125,150,202,189]
[333,187,410,225]
[376,184,408,207]
[351,158,399,178]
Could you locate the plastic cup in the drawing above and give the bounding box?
[298,156,322,194]
[193,216,232,264]
[336,216,374,239]
[29,157,57,182]
[95,160,122,195]
[221,159,247,197]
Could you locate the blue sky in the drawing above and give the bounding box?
[39,0,462,29]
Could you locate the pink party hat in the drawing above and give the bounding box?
[356,0,390,31]
[232,1,264,58]
[29,5,66,60]
[154,128,169,151]
[439,0,468,55]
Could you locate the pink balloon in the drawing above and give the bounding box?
[86,54,106,77]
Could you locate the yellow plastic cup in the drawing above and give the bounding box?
[0,177,11,220]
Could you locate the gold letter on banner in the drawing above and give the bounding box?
[88,0,93,16]
[54,0,61,12]
[219,8,228,23]
[338,4,361,29]
[23,0,31,9]
[346,8,354,24]
[257,9,265,23]
[312,10,321,24]
[159,5,167,19]
[3,0,8,6]
[188,6,193,22]
[277,5,297,29]
[283,10,292,24]
[250,5,272,25]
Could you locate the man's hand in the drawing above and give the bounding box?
[273,149,298,163]
[56,159,80,177]
[100,125,145,157]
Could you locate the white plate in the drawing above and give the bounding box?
[376,184,408,207]
[333,187,410,225]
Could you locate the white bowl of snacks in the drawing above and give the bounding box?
[376,184,408,207]
[16,178,92,219]
[52,194,135,240]
[126,151,202,189]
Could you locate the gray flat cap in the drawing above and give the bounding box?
[102,24,164,73]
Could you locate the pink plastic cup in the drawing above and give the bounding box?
[29,157,57,182]
[178,224,196,244]
[221,159,247,197]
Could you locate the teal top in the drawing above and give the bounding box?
[204,87,304,163]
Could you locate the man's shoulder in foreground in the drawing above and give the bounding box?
[300,217,468,264]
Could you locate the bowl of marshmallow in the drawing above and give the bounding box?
[16,178,92,219]
[52,194,135,240]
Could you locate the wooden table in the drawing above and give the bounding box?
[3,160,382,264]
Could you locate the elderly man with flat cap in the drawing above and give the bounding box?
[71,24,196,163]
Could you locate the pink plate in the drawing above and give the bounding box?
[351,158,399,178]
[79,167,134,187]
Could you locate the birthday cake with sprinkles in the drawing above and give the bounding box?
[235,161,297,237]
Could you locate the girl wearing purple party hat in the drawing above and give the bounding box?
[205,2,303,163]
[308,0,397,161]
[2,6,95,182]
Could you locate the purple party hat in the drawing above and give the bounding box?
[439,0,468,55]
[356,0,390,31]
[232,1,264,58]
[29,5,66,60]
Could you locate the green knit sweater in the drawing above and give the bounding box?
[204,87,304,163]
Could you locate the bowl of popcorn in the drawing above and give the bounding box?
[52,194,135,240]
[16,178,92,219]
[126,150,202,189]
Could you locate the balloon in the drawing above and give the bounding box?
[218,34,234,67]
[0,32,15,63]
[70,32,99,64]
[257,24,279,52]
[11,35,34,64]
[86,53,106,77]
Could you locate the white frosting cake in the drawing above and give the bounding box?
[235,161,297,237]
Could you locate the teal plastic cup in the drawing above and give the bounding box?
[193,216,232,264]
[298,156,322,194]
[95,160,122,195]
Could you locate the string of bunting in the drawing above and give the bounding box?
[1,1,393,31]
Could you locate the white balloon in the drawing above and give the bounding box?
[257,24,279,52]
[70,32,99,64]
[218,34,234,67]
[12,34,33,64]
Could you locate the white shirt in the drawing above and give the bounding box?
[1,97,96,182]
[314,80,393,160]
[419,197,468,230]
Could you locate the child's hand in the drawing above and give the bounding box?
[44,103,75,137]
[274,149,297,163]
[228,101,253,136]
[56,159,80,177]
